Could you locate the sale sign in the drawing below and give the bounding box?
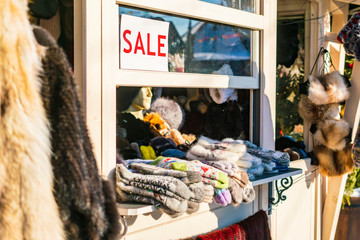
[120,14,170,72]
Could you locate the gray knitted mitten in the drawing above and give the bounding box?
[116,164,191,200]
[129,162,202,184]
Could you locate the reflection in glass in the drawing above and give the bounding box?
[119,6,251,76]
[200,0,255,13]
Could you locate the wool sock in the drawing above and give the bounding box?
[123,159,155,168]
[262,161,276,172]
[197,136,247,155]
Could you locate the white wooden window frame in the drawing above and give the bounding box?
[75,0,276,179]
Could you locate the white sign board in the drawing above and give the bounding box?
[120,14,169,72]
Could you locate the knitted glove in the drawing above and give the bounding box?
[228,178,243,206]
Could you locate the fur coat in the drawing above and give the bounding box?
[33,26,120,240]
[0,0,64,239]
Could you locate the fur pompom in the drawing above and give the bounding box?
[308,71,349,105]
[149,97,185,130]
[313,119,351,151]
[298,95,340,122]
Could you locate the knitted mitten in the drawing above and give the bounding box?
[228,178,243,206]
[242,182,256,203]
[129,162,202,184]
[187,200,200,214]
[214,188,232,206]
[197,136,247,155]
[188,144,240,162]
[130,142,142,158]
[201,160,238,176]
[123,159,155,168]
[247,165,264,177]
[116,164,191,200]
[262,161,276,172]
[170,160,229,189]
[188,182,206,203]
[161,148,187,159]
[232,170,249,188]
[235,152,254,169]
[140,145,157,160]
[116,183,187,216]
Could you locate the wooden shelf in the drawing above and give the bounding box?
[117,167,303,216]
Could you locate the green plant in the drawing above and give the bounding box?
[342,168,360,207]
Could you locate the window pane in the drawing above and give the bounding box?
[119,6,252,76]
[200,0,255,13]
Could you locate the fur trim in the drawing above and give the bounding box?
[0,1,64,239]
[308,71,349,105]
[298,95,340,122]
[149,97,185,130]
[313,119,351,151]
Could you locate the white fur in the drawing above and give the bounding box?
[308,71,349,105]
[0,0,64,239]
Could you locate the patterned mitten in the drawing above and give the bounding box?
[201,160,238,176]
[170,159,229,189]
[116,164,191,200]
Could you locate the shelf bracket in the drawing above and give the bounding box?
[270,176,294,205]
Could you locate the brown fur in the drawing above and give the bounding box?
[308,71,349,105]
[313,119,351,151]
[0,0,64,239]
[314,143,354,177]
[298,95,339,122]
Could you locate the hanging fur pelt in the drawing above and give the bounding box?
[33,26,120,240]
[0,0,64,239]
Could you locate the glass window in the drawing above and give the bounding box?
[116,86,250,156]
[200,0,255,13]
[119,6,252,76]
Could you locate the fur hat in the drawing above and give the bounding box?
[312,119,351,151]
[117,112,153,142]
[149,97,185,130]
[298,95,340,123]
[308,71,350,105]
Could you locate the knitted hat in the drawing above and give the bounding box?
[149,97,185,130]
